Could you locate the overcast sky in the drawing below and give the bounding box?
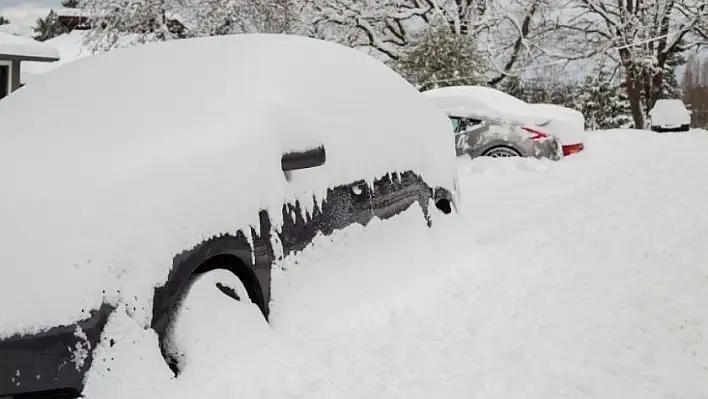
[0,0,61,36]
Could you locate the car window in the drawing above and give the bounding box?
[449,117,461,132]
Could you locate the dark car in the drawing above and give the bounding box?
[0,34,458,398]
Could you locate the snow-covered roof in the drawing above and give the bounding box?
[0,33,457,337]
[21,31,92,81]
[21,30,145,83]
[0,23,23,36]
[55,7,101,18]
[0,32,60,61]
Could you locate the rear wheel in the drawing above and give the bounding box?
[483,146,521,158]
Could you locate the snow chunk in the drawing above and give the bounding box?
[0,33,456,338]
[0,32,59,60]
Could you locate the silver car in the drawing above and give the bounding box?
[449,115,562,160]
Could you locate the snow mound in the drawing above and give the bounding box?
[77,131,708,398]
[0,33,456,338]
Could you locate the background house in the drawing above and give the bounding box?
[0,32,59,100]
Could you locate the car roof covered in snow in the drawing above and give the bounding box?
[0,33,456,337]
[649,99,688,114]
[423,85,549,126]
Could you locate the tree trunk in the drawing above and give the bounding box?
[625,72,645,128]
[649,69,665,110]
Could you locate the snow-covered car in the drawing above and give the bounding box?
[649,99,691,132]
[0,34,458,398]
[423,88,562,160]
[423,85,587,157]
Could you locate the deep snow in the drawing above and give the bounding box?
[82,128,708,398]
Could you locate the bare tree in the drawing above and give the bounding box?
[301,0,559,86]
[683,55,708,128]
[81,0,302,51]
[556,0,708,128]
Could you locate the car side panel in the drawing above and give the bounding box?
[278,180,374,257]
[371,171,431,222]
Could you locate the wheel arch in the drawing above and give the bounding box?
[150,233,268,370]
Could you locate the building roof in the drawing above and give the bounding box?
[0,32,60,62]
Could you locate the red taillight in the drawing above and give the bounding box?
[562,143,584,156]
[521,126,549,140]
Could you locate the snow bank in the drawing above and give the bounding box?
[0,33,456,338]
[0,32,59,60]
[79,129,708,398]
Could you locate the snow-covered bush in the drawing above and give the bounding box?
[574,72,632,130]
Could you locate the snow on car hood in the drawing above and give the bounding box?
[0,33,457,338]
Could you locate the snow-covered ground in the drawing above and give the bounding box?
[85,128,708,398]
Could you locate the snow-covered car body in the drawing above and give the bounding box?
[0,34,458,397]
[424,85,586,156]
[649,99,691,132]
[423,86,562,160]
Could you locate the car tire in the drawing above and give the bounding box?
[483,146,521,158]
[162,268,255,375]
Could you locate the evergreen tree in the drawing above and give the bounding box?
[32,0,82,42]
[32,10,69,41]
[394,22,487,91]
[574,71,632,130]
[0,16,9,26]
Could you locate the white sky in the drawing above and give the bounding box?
[0,0,60,36]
